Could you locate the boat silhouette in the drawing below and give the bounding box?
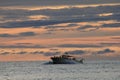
[50,52,84,64]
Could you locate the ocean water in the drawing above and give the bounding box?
[0,61,120,80]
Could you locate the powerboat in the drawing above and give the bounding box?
[50,52,84,64]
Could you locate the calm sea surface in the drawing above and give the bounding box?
[0,60,120,80]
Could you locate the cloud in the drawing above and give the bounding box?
[1,3,119,17]
[31,51,44,54]
[28,5,120,21]
[44,52,60,56]
[0,52,10,55]
[0,45,45,48]
[67,50,85,55]
[44,25,74,32]
[18,32,36,36]
[0,33,16,37]
[77,25,100,31]
[1,15,119,29]
[67,23,78,27]
[0,20,67,28]
[58,44,102,48]
[96,48,115,54]
[16,43,33,45]
[49,48,59,51]
[16,51,27,54]
[0,5,120,29]
[30,51,60,56]
[1,0,119,7]
[0,31,36,37]
[102,23,120,28]
[100,42,120,47]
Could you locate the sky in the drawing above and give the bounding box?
[0,0,120,61]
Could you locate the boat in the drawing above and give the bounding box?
[50,52,84,64]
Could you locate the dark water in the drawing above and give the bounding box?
[0,60,120,80]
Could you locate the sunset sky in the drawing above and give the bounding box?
[0,0,120,61]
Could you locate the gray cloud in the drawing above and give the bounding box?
[100,42,120,47]
[0,31,36,37]
[96,48,115,54]
[31,51,44,54]
[1,4,119,19]
[1,0,119,7]
[77,25,100,32]
[1,15,119,29]
[0,20,66,28]
[0,5,120,29]
[30,51,60,56]
[38,6,119,17]
[16,51,27,54]
[58,44,102,48]
[67,23,78,27]
[0,33,16,37]
[44,25,73,32]
[0,18,103,28]
[44,25,63,29]
[44,52,60,56]
[0,45,45,48]
[18,32,36,36]
[0,52,10,55]
[67,50,85,55]
[102,23,120,28]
